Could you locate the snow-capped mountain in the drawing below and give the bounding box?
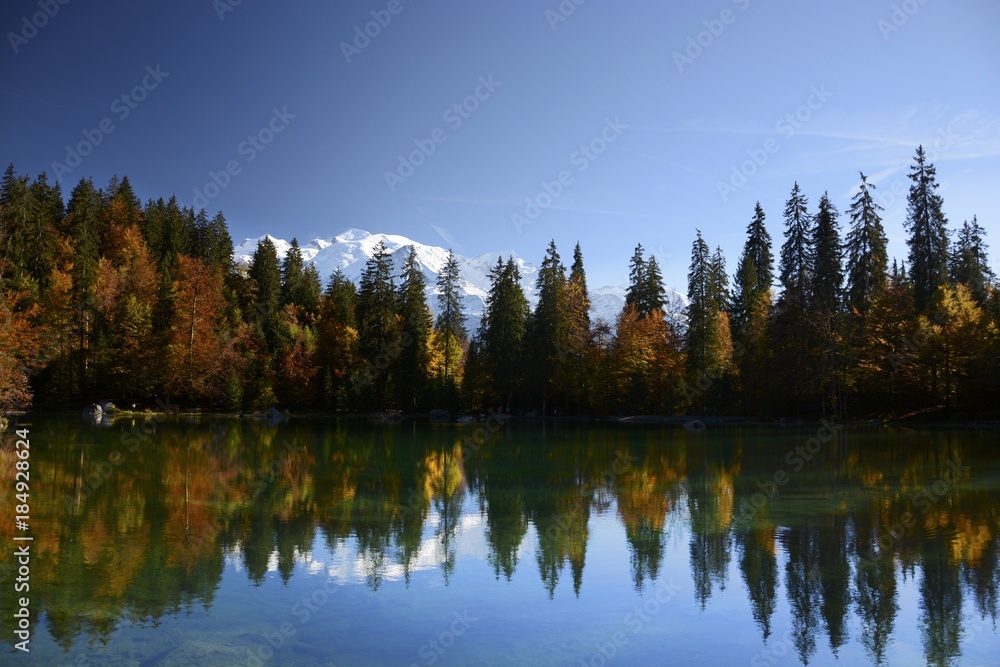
[233,229,685,331]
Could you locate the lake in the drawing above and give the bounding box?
[2,416,999,666]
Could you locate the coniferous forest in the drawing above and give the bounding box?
[1,146,997,419]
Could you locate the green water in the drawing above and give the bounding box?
[1,417,999,666]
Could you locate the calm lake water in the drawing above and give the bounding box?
[2,417,999,666]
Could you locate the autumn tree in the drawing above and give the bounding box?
[165,255,231,402]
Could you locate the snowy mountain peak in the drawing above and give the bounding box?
[233,228,677,330]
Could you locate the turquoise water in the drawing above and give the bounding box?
[1,417,999,665]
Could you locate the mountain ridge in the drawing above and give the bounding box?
[233,229,686,330]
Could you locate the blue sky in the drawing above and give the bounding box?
[2,0,997,291]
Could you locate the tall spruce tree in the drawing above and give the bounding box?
[356,240,398,407]
[435,250,466,403]
[325,268,357,329]
[527,240,570,413]
[779,182,813,311]
[732,202,773,334]
[625,244,647,313]
[248,237,283,349]
[845,173,888,315]
[396,246,432,411]
[950,216,994,304]
[569,243,591,333]
[904,146,950,310]
[625,243,666,317]
[811,193,843,313]
[686,231,714,377]
[480,256,529,411]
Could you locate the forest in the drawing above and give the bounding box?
[0,145,997,418]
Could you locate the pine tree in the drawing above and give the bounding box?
[845,173,888,316]
[686,231,713,377]
[325,268,357,329]
[355,240,398,407]
[904,146,950,310]
[644,255,666,314]
[396,246,432,411]
[732,202,773,335]
[281,238,305,306]
[779,182,813,311]
[480,256,529,411]
[950,216,994,305]
[435,250,466,405]
[194,211,233,275]
[564,242,593,411]
[65,177,105,396]
[686,234,733,411]
[248,237,283,349]
[625,244,646,313]
[625,244,666,318]
[811,193,843,314]
[527,240,570,413]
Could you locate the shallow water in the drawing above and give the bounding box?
[2,417,999,666]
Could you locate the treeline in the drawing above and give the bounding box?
[0,146,997,417]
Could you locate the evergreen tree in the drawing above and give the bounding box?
[950,216,994,305]
[301,263,322,317]
[731,203,774,415]
[904,146,950,310]
[568,243,591,332]
[396,246,433,411]
[194,211,233,275]
[480,256,529,411]
[435,250,466,404]
[65,177,105,396]
[645,255,666,314]
[732,202,773,334]
[625,244,666,317]
[779,182,813,311]
[355,240,398,407]
[686,234,733,411]
[325,268,357,329]
[845,173,888,316]
[527,240,570,413]
[625,244,646,313]
[686,231,714,377]
[565,242,593,411]
[248,237,283,348]
[281,238,305,305]
[812,193,843,313]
